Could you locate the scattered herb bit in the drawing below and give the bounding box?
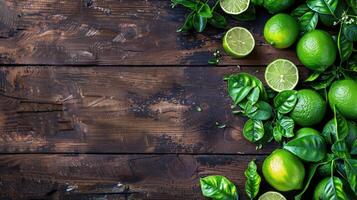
[196,106,203,112]
[208,49,222,65]
[215,121,227,129]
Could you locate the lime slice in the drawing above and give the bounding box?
[258,191,287,200]
[223,27,255,58]
[265,59,299,92]
[220,0,250,15]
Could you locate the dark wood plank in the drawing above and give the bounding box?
[0,66,308,154]
[0,154,279,200]
[0,0,298,65]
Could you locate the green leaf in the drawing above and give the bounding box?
[247,87,260,105]
[305,71,322,82]
[171,0,196,10]
[345,0,357,14]
[345,159,357,175]
[274,90,298,114]
[197,3,212,18]
[298,11,319,34]
[323,177,347,200]
[334,109,349,141]
[332,141,349,159]
[310,72,336,90]
[291,4,311,19]
[244,160,261,200]
[307,0,338,15]
[232,4,256,21]
[256,122,274,149]
[279,116,295,138]
[193,13,207,32]
[208,12,227,29]
[322,119,337,144]
[243,119,264,143]
[284,135,326,162]
[251,0,263,6]
[246,101,273,121]
[344,160,357,193]
[351,140,357,155]
[177,12,194,32]
[343,24,357,42]
[200,175,239,200]
[338,26,353,62]
[273,123,283,142]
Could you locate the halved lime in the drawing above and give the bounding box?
[223,27,255,58]
[258,191,287,200]
[220,0,250,15]
[265,59,299,92]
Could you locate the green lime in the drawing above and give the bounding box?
[313,177,330,200]
[220,0,250,15]
[328,79,357,120]
[264,13,299,49]
[258,191,287,200]
[295,128,320,139]
[296,30,337,71]
[263,0,295,14]
[290,89,326,126]
[223,27,255,58]
[264,59,299,92]
[262,149,305,192]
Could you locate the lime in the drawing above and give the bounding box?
[328,79,357,120]
[258,191,286,200]
[262,149,305,192]
[313,177,330,200]
[220,0,250,15]
[223,27,255,58]
[263,0,295,14]
[295,127,320,139]
[296,30,337,71]
[264,13,299,49]
[264,59,299,92]
[290,89,326,126]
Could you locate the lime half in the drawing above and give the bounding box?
[265,59,299,92]
[258,191,287,200]
[220,0,250,15]
[223,27,255,58]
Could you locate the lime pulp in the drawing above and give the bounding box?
[220,0,250,15]
[223,27,255,58]
[258,191,287,200]
[265,59,299,92]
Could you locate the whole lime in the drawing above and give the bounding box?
[328,79,357,120]
[295,128,320,139]
[264,14,299,49]
[313,177,330,200]
[296,30,337,71]
[262,149,305,192]
[290,89,327,126]
[263,0,295,14]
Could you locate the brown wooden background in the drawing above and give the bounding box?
[0,0,306,199]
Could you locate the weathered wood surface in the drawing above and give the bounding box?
[0,154,282,200]
[0,66,308,154]
[0,0,298,65]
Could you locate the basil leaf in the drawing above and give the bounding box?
[305,71,322,82]
[307,0,338,15]
[323,177,347,200]
[322,119,337,144]
[193,13,207,32]
[197,3,212,18]
[246,101,273,121]
[310,73,336,90]
[273,123,283,142]
[344,160,357,193]
[345,159,357,175]
[243,119,264,143]
[200,175,239,200]
[244,160,261,200]
[279,116,295,138]
[247,87,260,105]
[351,140,357,155]
[332,141,349,159]
[284,135,327,162]
[232,4,256,21]
[256,122,274,149]
[177,12,194,32]
[274,90,298,114]
[208,12,227,29]
[334,109,349,141]
[298,11,318,34]
[343,24,357,42]
[338,26,353,62]
[345,0,357,14]
[291,4,311,19]
[171,0,196,10]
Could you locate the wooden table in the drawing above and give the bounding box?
[0,1,306,199]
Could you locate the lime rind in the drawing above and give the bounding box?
[223,27,255,58]
[265,59,299,92]
[258,191,287,200]
[220,0,250,15]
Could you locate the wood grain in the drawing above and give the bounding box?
[0,66,309,154]
[0,154,283,200]
[0,0,298,65]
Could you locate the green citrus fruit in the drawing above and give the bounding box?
[290,89,327,126]
[328,79,357,120]
[262,149,305,192]
[313,177,330,200]
[220,0,250,15]
[258,191,286,200]
[296,30,337,71]
[264,14,299,49]
[263,0,295,14]
[223,27,255,58]
[264,59,299,92]
[295,128,320,139]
